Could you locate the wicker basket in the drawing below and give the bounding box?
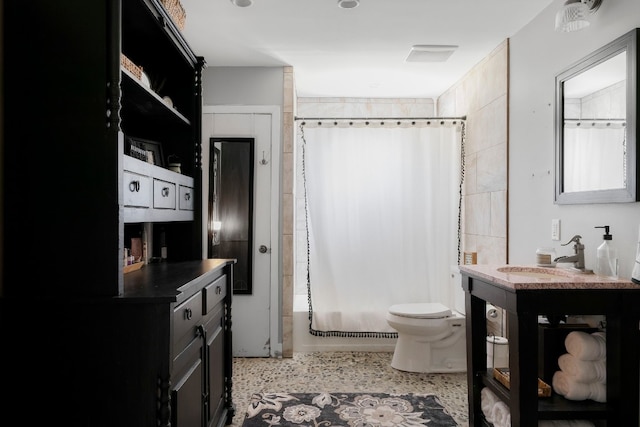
[161,0,186,31]
[493,368,552,398]
[121,54,143,80]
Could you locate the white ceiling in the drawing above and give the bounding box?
[180,0,555,99]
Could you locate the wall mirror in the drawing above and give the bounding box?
[555,28,638,204]
[208,137,255,295]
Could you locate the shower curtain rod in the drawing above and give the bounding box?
[295,115,466,122]
[564,118,626,123]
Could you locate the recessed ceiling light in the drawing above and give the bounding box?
[338,0,360,9]
[231,0,253,7]
[405,45,458,63]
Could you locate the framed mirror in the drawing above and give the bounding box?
[555,28,638,204]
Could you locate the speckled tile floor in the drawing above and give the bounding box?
[229,352,469,427]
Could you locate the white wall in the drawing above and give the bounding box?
[202,66,284,106]
[509,1,640,279]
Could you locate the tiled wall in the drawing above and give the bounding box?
[437,40,508,267]
[437,40,509,337]
[296,98,436,118]
[282,67,295,357]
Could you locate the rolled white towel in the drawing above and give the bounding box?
[564,331,606,361]
[480,387,498,423]
[491,400,510,427]
[558,353,606,383]
[552,370,607,403]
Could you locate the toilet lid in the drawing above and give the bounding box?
[388,303,452,319]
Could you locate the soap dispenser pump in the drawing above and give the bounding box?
[595,225,618,278]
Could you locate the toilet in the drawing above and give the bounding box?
[386,302,466,373]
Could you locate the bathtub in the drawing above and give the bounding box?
[293,294,397,352]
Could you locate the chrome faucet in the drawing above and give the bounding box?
[554,235,585,270]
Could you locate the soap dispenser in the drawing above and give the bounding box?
[595,225,618,278]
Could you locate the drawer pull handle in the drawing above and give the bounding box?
[129,180,140,192]
[162,187,170,197]
[184,308,193,320]
[184,192,191,201]
[216,285,222,295]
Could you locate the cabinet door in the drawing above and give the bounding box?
[205,305,225,427]
[172,336,204,427]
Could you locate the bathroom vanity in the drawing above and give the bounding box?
[460,265,640,426]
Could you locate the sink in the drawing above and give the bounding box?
[496,266,575,280]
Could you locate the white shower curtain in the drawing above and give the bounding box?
[301,120,463,336]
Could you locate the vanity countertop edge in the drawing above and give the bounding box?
[459,264,639,291]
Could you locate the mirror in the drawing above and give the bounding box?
[208,137,255,295]
[555,28,638,204]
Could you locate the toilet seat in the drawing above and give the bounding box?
[388,302,452,319]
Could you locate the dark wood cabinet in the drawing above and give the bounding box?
[171,269,232,427]
[1,2,235,426]
[3,0,204,297]
[461,270,640,427]
[1,260,235,427]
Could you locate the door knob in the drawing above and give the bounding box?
[259,245,269,253]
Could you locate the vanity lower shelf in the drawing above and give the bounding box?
[479,372,610,420]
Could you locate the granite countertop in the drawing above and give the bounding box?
[459,264,639,290]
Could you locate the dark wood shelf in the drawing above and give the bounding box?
[479,372,609,420]
[121,68,191,126]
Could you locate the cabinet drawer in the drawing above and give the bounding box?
[173,291,203,355]
[154,178,176,209]
[179,185,194,211]
[123,171,151,208]
[203,274,227,315]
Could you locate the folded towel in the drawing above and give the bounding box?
[552,370,607,402]
[558,353,606,383]
[564,331,606,361]
[538,420,596,427]
[491,400,510,427]
[480,387,498,423]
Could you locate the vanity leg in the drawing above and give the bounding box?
[465,292,488,426]
[508,310,539,427]
[605,312,639,426]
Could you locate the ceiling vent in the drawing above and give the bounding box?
[405,45,458,63]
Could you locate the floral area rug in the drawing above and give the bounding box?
[241,392,459,426]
